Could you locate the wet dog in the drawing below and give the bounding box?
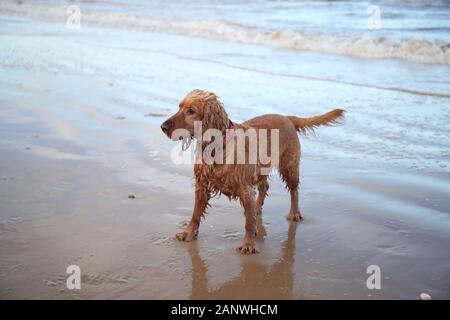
[161,89,345,254]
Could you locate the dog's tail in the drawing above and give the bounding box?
[287,109,345,135]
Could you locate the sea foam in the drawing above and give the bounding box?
[1,0,450,65]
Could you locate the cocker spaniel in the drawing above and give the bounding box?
[161,89,345,254]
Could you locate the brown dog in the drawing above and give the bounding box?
[161,89,345,254]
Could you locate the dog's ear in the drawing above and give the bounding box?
[202,94,229,132]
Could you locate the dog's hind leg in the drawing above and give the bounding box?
[280,150,303,222]
[176,186,209,242]
[255,178,269,216]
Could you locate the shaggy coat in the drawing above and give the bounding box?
[161,89,345,254]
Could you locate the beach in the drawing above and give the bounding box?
[0,0,449,299]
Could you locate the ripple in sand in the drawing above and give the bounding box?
[152,236,173,245]
[81,272,135,286]
[0,216,24,233]
[222,230,242,240]
[176,220,189,228]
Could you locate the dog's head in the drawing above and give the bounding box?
[160,89,229,145]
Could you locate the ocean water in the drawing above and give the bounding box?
[2,0,450,64]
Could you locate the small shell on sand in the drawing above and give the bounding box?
[420,293,432,300]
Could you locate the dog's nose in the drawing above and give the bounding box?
[160,121,170,134]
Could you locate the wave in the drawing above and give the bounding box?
[2,0,450,65]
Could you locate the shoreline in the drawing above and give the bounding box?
[1,0,450,65]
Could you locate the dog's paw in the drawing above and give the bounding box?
[175,230,197,242]
[238,243,258,255]
[287,212,303,222]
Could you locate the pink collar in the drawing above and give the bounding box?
[225,120,235,144]
[207,121,235,160]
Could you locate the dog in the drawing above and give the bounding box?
[161,89,345,254]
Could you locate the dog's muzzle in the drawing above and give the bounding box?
[160,121,170,135]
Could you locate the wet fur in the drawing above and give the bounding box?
[161,89,345,254]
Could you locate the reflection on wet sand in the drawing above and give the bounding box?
[188,217,299,299]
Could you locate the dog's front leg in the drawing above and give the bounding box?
[176,186,209,242]
[238,186,258,254]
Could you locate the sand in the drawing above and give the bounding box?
[0,11,449,299]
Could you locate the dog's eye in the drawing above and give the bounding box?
[186,108,195,115]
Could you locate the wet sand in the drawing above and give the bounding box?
[1,78,449,299]
[1,12,450,299]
